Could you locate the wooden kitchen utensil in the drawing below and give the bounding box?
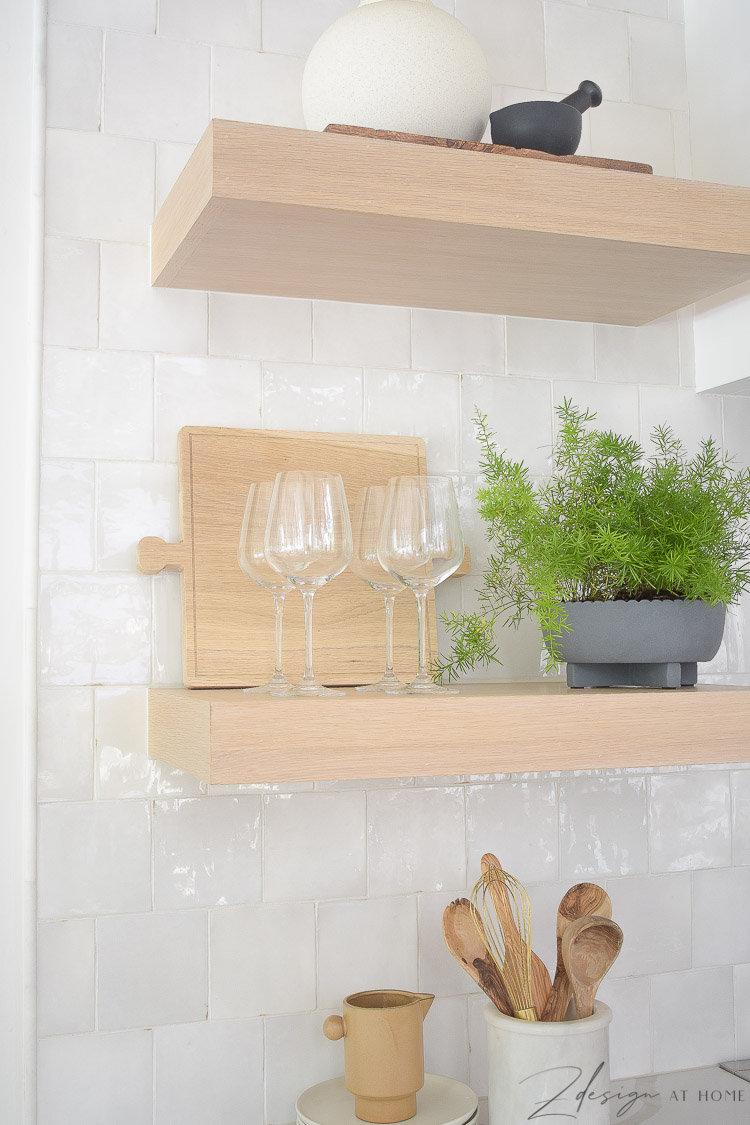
[562,914,623,1020]
[481,853,552,1015]
[442,898,512,1016]
[541,883,612,1022]
[137,427,469,687]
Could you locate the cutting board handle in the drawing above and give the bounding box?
[137,537,190,575]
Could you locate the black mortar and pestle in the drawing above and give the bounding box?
[489,80,603,157]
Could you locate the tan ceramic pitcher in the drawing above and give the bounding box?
[323,989,434,1124]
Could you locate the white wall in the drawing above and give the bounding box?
[37,3,750,1124]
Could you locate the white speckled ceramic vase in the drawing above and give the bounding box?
[485,1002,613,1125]
[302,0,491,143]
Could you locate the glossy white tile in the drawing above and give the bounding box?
[424,996,470,1083]
[732,770,750,865]
[672,110,693,179]
[317,896,418,1008]
[262,0,353,55]
[418,892,480,998]
[559,777,649,878]
[590,0,667,14]
[154,796,261,909]
[43,236,99,349]
[545,1,630,102]
[364,369,460,473]
[692,867,750,967]
[158,0,260,48]
[648,772,731,872]
[263,791,366,901]
[154,354,262,460]
[462,375,553,475]
[589,100,675,176]
[152,571,185,684]
[595,976,651,1079]
[155,140,195,209]
[100,243,208,354]
[506,317,595,381]
[314,301,411,369]
[154,1020,264,1125]
[651,967,735,1072]
[466,780,558,884]
[46,130,154,243]
[38,1030,153,1125]
[39,574,151,686]
[97,686,201,798]
[263,362,363,433]
[38,685,94,802]
[210,903,316,1019]
[458,580,549,683]
[212,47,305,128]
[46,21,102,131]
[723,396,750,466]
[98,910,208,1029]
[605,873,691,976]
[630,15,688,110]
[97,461,178,571]
[264,1011,343,1125]
[455,0,544,88]
[668,0,683,17]
[48,0,156,32]
[367,787,466,896]
[42,348,153,460]
[411,309,504,376]
[595,314,680,385]
[37,918,96,1037]
[553,380,640,442]
[38,800,151,919]
[209,292,312,362]
[39,461,95,572]
[735,963,750,1058]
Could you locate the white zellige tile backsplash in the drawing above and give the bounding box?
[38,1,750,1123]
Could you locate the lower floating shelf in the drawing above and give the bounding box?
[148,683,750,784]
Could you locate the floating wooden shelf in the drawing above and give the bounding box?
[148,683,750,785]
[152,120,750,327]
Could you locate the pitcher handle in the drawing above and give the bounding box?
[323,1015,345,1040]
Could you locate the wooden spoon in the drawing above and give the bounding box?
[562,914,623,1019]
[481,853,552,1015]
[442,898,513,1016]
[541,883,612,1022]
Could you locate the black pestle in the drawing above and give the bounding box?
[560,80,603,115]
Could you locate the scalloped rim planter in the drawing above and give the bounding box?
[555,599,726,689]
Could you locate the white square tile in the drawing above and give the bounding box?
[590,101,675,175]
[159,0,260,49]
[97,462,178,571]
[552,380,640,442]
[461,375,553,475]
[100,243,208,354]
[210,293,312,362]
[412,309,504,376]
[590,0,667,14]
[455,0,544,88]
[418,892,480,998]
[466,780,558,884]
[210,903,316,1018]
[39,574,151,686]
[595,976,651,1079]
[47,21,102,131]
[732,770,750,865]
[595,314,680,385]
[545,2,630,103]
[639,385,723,457]
[154,1020,264,1125]
[630,15,687,110]
[154,354,261,460]
[156,140,194,210]
[37,918,96,1037]
[723,396,750,466]
[262,0,353,55]
[38,800,151,919]
[263,791,366,901]
[605,873,691,976]
[668,0,683,18]
[104,31,210,143]
[651,967,735,1072]
[38,685,94,802]
[317,896,418,1008]
[98,910,208,1029]
[264,1011,343,1125]
[649,772,731,872]
[46,130,154,243]
[38,1031,153,1125]
[43,237,99,349]
[48,0,156,32]
[506,318,595,381]
[559,777,648,878]
[367,787,466,896]
[424,996,470,1083]
[314,301,411,369]
[96,686,202,798]
[457,579,549,683]
[42,347,153,461]
[263,362,363,433]
[693,867,750,967]
[736,963,750,1058]
[152,570,185,684]
[364,369,460,473]
[39,460,95,572]
[212,47,305,128]
[154,796,261,909]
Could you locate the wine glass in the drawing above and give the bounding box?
[378,475,464,695]
[265,470,353,697]
[350,485,406,692]
[238,482,295,694]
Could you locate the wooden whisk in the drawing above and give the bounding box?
[471,863,538,1021]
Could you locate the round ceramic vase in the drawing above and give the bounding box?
[302,0,491,142]
[485,1002,613,1125]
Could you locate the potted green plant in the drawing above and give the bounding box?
[435,401,750,689]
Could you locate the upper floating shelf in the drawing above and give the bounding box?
[152,120,750,327]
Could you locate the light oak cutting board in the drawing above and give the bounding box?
[137,427,468,688]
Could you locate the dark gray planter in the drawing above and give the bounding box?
[551,599,726,689]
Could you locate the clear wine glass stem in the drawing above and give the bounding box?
[302,588,316,689]
[271,593,286,684]
[383,593,396,678]
[414,588,432,687]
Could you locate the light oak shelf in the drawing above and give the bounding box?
[148,683,750,785]
[151,119,750,327]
